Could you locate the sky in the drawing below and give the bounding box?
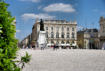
[6,0,105,41]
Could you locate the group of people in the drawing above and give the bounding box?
[21,44,35,49]
[40,44,46,50]
[20,44,46,50]
[20,44,74,50]
[51,44,59,50]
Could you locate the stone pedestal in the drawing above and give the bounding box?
[37,31,47,48]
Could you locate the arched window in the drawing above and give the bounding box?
[61,41,64,44]
[51,32,54,38]
[61,32,64,38]
[72,33,75,38]
[67,33,69,38]
[56,32,59,38]
[67,41,69,44]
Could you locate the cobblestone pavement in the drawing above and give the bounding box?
[18,49,105,71]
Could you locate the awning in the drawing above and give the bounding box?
[60,44,70,46]
[72,44,77,46]
[47,44,52,46]
[47,44,77,46]
[66,44,70,46]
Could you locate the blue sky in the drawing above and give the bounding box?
[6,0,105,41]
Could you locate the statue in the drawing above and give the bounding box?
[40,19,44,31]
[38,19,47,49]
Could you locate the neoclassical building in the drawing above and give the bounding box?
[32,19,77,48]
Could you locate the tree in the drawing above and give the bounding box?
[0,0,31,71]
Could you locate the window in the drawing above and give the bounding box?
[72,33,75,38]
[67,33,69,38]
[51,32,54,38]
[46,27,48,30]
[51,27,53,31]
[72,41,74,44]
[46,32,48,38]
[61,41,64,44]
[56,32,59,38]
[62,26,64,31]
[72,27,75,31]
[66,41,69,44]
[67,27,69,31]
[61,32,65,38]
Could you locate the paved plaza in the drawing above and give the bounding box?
[18,49,105,71]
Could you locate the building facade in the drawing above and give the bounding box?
[84,29,99,49]
[77,29,99,49]
[20,34,32,48]
[77,31,84,49]
[99,16,105,49]
[32,19,77,48]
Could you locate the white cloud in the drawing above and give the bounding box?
[21,13,55,21]
[38,6,42,9]
[43,3,76,13]
[20,0,40,3]
[16,29,21,33]
[77,26,84,31]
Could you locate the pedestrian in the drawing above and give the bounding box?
[32,45,35,50]
[41,44,44,50]
[53,44,57,50]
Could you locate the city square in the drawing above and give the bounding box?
[1,0,105,71]
[18,49,105,71]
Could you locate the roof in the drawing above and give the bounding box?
[78,28,98,34]
[85,29,98,33]
[43,19,68,23]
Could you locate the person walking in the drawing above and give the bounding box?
[53,44,57,50]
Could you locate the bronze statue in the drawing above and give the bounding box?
[40,19,44,31]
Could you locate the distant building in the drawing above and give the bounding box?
[20,34,32,48]
[99,16,105,49]
[77,31,84,49]
[77,29,99,49]
[32,19,77,48]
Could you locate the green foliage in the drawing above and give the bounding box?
[0,0,31,71]
[20,52,31,69]
[21,52,31,63]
